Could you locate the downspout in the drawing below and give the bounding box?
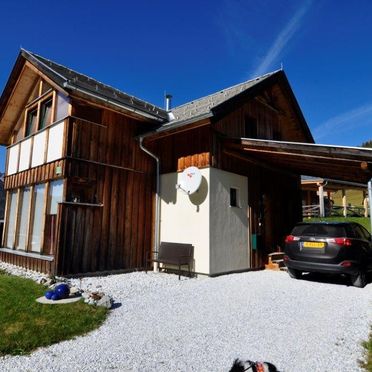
[368,179,372,234]
[139,137,159,272]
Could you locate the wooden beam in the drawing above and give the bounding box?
[143,118,211,142]
[361,161,372,171]
[223,149,297,177]
[24,61,69,95]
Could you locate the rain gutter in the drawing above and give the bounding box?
[139,137,160,272]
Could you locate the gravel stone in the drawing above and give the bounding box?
[0,262,371,371]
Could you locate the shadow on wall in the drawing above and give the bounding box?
[189,176,208,210]
[161,174,209,210]
[161,173,178,204]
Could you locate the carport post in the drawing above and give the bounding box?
[368,179,372,234]
[318,183,325,217]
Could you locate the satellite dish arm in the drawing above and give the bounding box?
[176,183,190,194]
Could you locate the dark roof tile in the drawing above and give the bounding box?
[22,49,168,121]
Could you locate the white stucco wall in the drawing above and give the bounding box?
[209,168,249,275]
[160,169,210,274]
[160,167,249,276]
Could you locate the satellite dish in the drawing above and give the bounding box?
[176,166,202,195]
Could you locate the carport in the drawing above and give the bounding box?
[224,137,372,231]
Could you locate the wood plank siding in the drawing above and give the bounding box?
[211,94,302,267]
[0,250,54,273]
[4,159,65,189]
[147,125,212,173]
[55,102,155,275]
[1,95,156,275]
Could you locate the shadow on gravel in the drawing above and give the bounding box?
[300,272,372,288]
[111,302,122,309]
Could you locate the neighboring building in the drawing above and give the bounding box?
[0,49,371,276]
[301,176,369,218]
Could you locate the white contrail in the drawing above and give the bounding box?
[251,0,312,77]
[313,103,372,140]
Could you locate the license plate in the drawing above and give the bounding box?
[303,241,325,248]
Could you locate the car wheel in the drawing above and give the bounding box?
[287,268,302,279]
[350,270,366,288]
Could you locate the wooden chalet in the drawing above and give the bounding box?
[1,49,372,276]
[0,49,167,275]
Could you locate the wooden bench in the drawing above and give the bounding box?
[146,242,193,280]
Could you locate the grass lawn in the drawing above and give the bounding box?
[361,328,372,372]
[0,270,107,356]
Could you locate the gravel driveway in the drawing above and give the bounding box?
[1,269,371,371]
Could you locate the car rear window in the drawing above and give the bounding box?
[291,224,347,237]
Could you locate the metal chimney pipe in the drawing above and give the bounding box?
[165,94,172,111]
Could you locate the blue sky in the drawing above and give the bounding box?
[1,0,372,170]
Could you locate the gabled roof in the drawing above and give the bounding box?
[0,50,313,144]
[171,71,276,122]
[147,70,314,143]
[0,49,168,125]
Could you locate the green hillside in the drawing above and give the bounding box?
[332,189,366,207]
[305,217,371,232]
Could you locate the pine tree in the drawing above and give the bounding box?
[361,140,372,148]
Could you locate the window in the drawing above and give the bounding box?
[353,224,370,240]
[230,187,239,207]
[244,115,258,138]
[273,130,281,141]
[13,79,56,141]
[4,181,64,254]
[55,93,70,121]
[16,187,31,250]
[39,98,53,129]
[25,109,38,137]
[30,184,46,252]
[49,180,64,214]
[5,191,18,248]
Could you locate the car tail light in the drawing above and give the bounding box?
[285,235,300,243]
[333,238,352,247]
[341,261,352,267]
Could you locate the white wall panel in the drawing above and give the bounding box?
[7,144,19,175]
[18,138,32,171]
[47,122,64,162]
[31,131,46,167]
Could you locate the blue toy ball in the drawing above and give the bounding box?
[45,290,54,300]
[55,284,70,299]
[51,293,60,301]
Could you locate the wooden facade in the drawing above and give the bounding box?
[0,66,157,275]
[57,104,155,274]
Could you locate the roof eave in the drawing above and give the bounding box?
[63,82,167,123]
[139,112,213,139]
[22,49,168,122]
